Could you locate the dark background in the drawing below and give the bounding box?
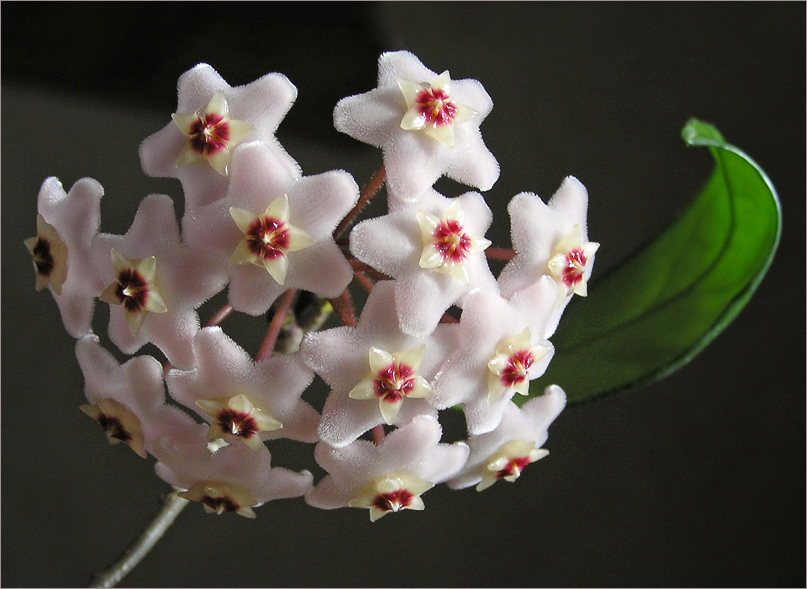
[2,3,804,587]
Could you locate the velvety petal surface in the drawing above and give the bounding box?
[91,194,228,368]
[166,326,318,443]
[33,177,105,337]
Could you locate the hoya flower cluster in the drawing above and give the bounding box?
[26,52,598,521]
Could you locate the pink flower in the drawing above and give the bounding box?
[153,425,313,519]
[432,277,559,435]
[75,334,199,459]
[334,51,499,203]
[300,281,456,447]
[140,63,301,212]
[349,188,496,337]
[183,142,358,316]
[305,415,469,520]
[25,177,104,337]
[448,386,566,491]
[166,326,320,448]
[91,194,228,368]
[499,176,599,337]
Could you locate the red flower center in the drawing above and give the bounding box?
[245,216,291,261]
[115,268,150,312]
[374,361,417,404]
[561,248,588,287]
[415,87,457,127]
[372,488,415,513]
[496,456,532,480]
[215,408,259,439]
[32,238,55,277]
[201,494,240,514]
[498,349,535,387]
[97,413,131,443]
[188,113,230,156]
[432,219,472,264]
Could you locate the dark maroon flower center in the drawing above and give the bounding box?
[496,456,532,480]
[372,489,414,513]
[97,414,131,443]
[245,216,291,261]
[432,219,472,264]
[201,494,240,514]
[415,87,457,127]
[32,238,55,277]
[374,362,416,404]
[216,409,259,439]
[188,113,230,156]
[115,268,150,312]
[499,349,535,387]
[561,248,587,287]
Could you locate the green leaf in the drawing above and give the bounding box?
[528,118,781,404]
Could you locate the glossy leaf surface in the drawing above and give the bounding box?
[529,119,781,404]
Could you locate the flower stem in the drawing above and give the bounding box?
[334,164,386,240]
[328,289,357,327]
[204,303,233,327]
[89,490,189,588]
[353,271,375,293]
[256,289,297,361]
[485,247,515,261]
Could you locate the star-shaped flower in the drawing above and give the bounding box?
[334,51,499,203]
[228,194,315,285]
[432,277,559,435]
[91,194,228,368]
[305,414,469,520]
[398,70,479,147]
[447,386,566,491]
[153,424,314,519]
[25,214,68,295]
[348,345,434,426]
[140,63,301,212]
[166,326,320,448]
[182,142,358,316]
[171,89,254,176]
[75,334,200,459]
[498,176,599,337]
[26,177,104,337]
[300,281,454,447]
[416,199,492,284]
[99,249,168,337]
[349,188,497,337]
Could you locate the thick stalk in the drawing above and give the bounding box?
[89,491,189,588]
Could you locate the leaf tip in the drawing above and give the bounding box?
[681,118,726,147]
